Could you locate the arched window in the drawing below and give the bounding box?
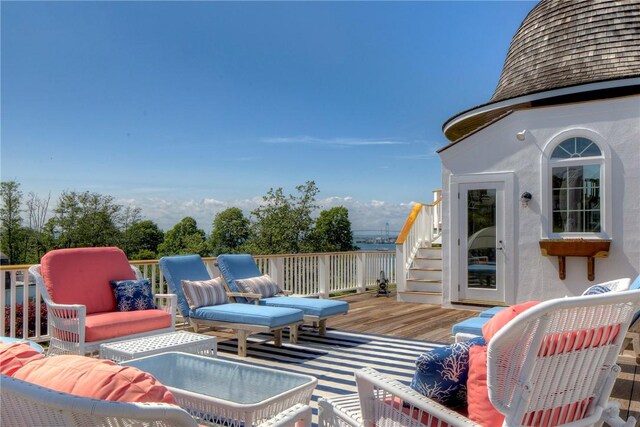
[550,137,603,233]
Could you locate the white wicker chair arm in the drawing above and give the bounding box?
[154,293,177,329]
[257,404,312,427]
[0,374,199,427]
[355,367,480,427]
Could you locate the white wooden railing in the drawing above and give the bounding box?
[395,191,442,292]
[1,251,395,342]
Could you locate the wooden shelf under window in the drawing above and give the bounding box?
[539,239,611,281]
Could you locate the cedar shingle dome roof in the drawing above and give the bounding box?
[491,0,640,103]
[442,0,640,144]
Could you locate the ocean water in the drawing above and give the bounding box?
[356,242,396,252]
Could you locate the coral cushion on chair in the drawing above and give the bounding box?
[40,247,136,314]
[466,345,504,427]
[0,342,44,376]
[84,310,172,343]
[482,301,540,342]
[13,355,177,404]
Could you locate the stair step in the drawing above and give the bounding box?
[409,267,442,272]
[407,278,441,283]
[397,291,442,305]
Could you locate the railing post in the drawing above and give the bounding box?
[395,243,406,294]
[270,256,285,288]
[317,254,329,298]
[356,253,366,293]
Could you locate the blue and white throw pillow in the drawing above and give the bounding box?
[582,285,611,295]
[110,279,156,312]
[582,278,631,295]
[235,274,283,299]
[410,336,485,408]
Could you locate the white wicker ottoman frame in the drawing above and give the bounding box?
[122,352,317,427]
[99,331,216,362]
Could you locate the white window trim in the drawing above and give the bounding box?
[541,129,612,239]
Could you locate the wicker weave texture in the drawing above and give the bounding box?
[99,331,216,362]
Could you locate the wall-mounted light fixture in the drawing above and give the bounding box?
[516,130,527,141]
[520,192,532,207]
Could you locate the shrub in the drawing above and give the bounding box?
[4,302,48,338]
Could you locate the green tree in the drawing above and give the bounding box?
[24,191,51,263]
[158,217,207,256]
[248,181,318,254]
[44,191,122,248]
[123,220,164,260]
[209,208,250,255]
[312,206,358,252]
[0,181,25,263]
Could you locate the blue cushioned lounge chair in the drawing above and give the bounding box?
[159,255,304,357]
[216,254,349,335]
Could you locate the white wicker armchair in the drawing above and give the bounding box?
[29,263,177,355]
[0,374,199,427]
[1,374,313,427]
[319,290,640,427]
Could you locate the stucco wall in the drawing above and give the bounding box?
[438,95,640,305]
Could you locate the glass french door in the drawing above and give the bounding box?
[459,183,505,302]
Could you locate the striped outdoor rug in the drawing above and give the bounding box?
[216,327,444,425]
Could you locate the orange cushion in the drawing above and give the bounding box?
[0,342,44,376]
[539,324,621,357]
[40,247,136,314]
[466,345,504,427]
[13,355,177,404]
[84,309,172,342]
[482,301,540,342]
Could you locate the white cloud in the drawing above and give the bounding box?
[118,195,417,237]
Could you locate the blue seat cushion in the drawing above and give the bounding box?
[159,255,211,317]
[410,336,486,408]
[478,306,506,318]
[191,303,303,328]
[259,297,348,318]
[452,316,490,336]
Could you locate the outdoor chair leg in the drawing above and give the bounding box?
[237,329,248,357]
[290,325,299,344]
[319,319,327,336]
[274,328,283,347]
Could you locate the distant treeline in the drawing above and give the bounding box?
[0,180,358,264]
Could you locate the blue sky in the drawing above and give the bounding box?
[1,1,536,234]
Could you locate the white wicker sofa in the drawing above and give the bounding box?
[1,373,199,427]
[1,372,313,427]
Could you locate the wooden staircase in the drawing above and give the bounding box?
[397,246,443,304]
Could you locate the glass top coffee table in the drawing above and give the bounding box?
[122,352,317,426]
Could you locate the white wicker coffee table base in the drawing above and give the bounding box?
[99,331,216,362]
